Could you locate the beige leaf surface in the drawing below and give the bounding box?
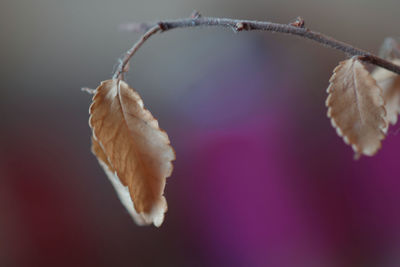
[326,57,387,157]
[89,79,175,227]
[91,138,148,226]
[371,59,400,126]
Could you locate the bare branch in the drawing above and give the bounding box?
[116,16,400,78]
[113,25,161,79]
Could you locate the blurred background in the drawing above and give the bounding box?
[1,0,400,266]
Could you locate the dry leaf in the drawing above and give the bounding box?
[89,79,175,227]
[91,137,148,225]
[371,59,400,126]
[326,57,387,157]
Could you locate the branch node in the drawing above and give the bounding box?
[235,22,250,32]
[157,22,168,32]
[290,16,305,28]
[357,54,379,66]
[190,10,202,19]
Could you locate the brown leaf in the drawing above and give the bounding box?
[91,137,149,225]
[371,59,400,126]
[91,137,114,172]
[89,79,175,226]
[326,57,387,157]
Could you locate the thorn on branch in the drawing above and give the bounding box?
[290,17,305,28]
[190,10,202,19]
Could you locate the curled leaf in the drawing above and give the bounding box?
[372,59,400,126]
[326,57,387,158]
[91,138,148,225]
[89,79,175,226]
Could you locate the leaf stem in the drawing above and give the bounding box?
[114,15,400,79]
[114,25,161,79]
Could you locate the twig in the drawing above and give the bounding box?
[114,15,400,79]
[113,25,161,79]
[81,87,96,94]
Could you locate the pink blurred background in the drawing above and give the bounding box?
[1,0,400,266]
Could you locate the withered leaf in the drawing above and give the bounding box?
[371,59,400,126]
[89,79,175,227]
[326,57,387,158]
[91,137,149,225]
